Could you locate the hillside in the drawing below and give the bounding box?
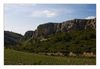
[4,18,96,56]
[4,31,23,47]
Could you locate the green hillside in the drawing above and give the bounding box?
[17,29,96,55]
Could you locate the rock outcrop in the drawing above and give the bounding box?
[35,23,58,37]
[24,18,96,38]
[23,31,34,40]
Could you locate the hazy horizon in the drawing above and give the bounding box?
[4,4,96,35]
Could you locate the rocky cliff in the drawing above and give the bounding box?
[24,18,96,39]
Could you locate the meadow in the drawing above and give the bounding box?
[4,49,96,65]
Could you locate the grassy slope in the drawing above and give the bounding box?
[4,49,96,65]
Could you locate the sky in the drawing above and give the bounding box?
[4,4,96,35]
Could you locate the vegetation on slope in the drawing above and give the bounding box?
[15,29,96,56]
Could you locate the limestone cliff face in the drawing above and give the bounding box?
[24,18,96,38]
[61,18,96,31]
[35,23,58,37]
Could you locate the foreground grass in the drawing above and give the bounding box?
[4,49,96,65]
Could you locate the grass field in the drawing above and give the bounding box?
[4,49,96,65]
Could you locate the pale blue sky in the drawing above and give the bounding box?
[4,4,96,35]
